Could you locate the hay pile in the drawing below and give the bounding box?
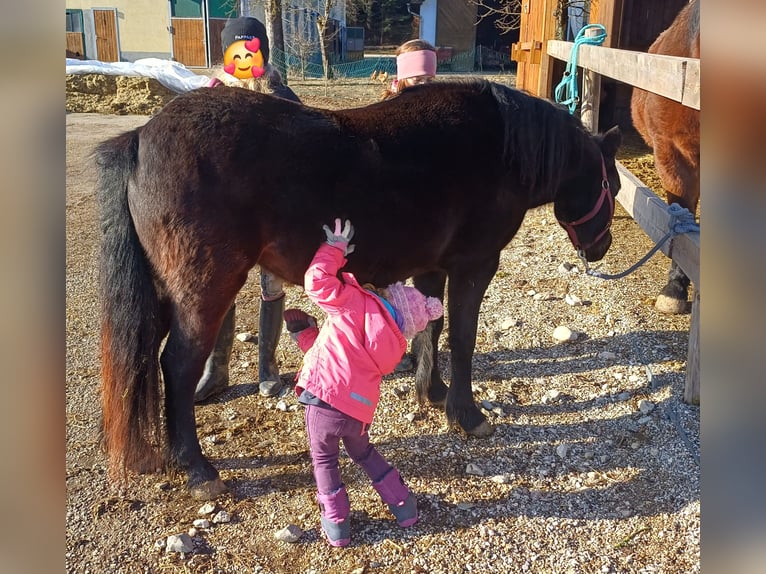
[66,74,177,115]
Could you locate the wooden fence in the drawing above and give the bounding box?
[547,40,700,404]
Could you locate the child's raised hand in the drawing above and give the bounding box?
[323,218,355,255]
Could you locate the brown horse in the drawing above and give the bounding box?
[631,0,700,313]
[96,80,621,499]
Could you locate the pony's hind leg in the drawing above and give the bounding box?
[412,271,448,407]
[161,303,233,500]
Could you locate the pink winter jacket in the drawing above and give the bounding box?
[293,243,407,424]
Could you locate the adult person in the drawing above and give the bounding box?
[195,17,302,402]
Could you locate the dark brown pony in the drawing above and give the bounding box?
[631,0,700,313]
[96,80,621,499]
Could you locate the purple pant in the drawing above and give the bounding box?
[304,404,392,495]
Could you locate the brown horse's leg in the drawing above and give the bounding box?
[444,259,500,437]
[653,139,699,314]
[161,308,231,500]
[412,271,448,407]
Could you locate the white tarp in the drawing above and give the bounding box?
[66,58,211,94]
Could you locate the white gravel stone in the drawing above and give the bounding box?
[166,533,193,553]
[274,524,303,543]
[552,325,578,341]
[565,293,582,306]
[193,519,210,529]
[212,510,230,524]
[198,502,216,515]
[236,332,255,342]
[500,317,519,330]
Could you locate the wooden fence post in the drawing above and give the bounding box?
[580,28,602,133]
[684,289,700,404]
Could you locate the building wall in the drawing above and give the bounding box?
[66,0,171,60]
[419,0,437,46]
[435,0,477,55]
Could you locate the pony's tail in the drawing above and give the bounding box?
[413,323,435,405]
[95,131,164,482]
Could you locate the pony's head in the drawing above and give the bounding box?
[555,126,622,262]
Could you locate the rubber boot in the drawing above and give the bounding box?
[372,467,418,527]
[317,486,351,547]
[194,304,235,403]
[258,294,285,397]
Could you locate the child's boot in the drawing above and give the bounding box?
[372,467,418,527]
[316,486,351,547]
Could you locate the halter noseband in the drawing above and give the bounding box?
[558,155,613,254]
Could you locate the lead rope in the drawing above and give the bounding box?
[579,203,699,280]
[554,24,608,114]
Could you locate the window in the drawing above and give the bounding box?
[66,9,83,33]
[171,0,202,18]
[208,0,237,19]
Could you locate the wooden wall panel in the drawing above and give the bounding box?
[66,32,85,59]
[172,19,206,67]
[94,9,119,62]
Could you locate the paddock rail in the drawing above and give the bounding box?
[547,39,700,404]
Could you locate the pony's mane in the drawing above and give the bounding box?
[487,82,592,197]
[395,79,592,198]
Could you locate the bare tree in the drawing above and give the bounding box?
[314,0,341,80]
[471,0,590,39]
[262,0,289,80]
[471,0,523,34]
[283,5,320,80]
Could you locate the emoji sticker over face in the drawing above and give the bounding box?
[223,37,265,79]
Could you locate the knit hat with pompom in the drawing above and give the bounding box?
[385,282,443,339]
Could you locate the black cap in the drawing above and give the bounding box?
[220,17,269,65]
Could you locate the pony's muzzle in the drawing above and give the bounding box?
[582,231,612,262]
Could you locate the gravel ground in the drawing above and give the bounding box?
[66,76,699,573]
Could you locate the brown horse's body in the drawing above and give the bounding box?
[96,80,621,499]
[631,0,700,313]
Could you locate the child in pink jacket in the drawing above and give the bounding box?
[284,218,443,547]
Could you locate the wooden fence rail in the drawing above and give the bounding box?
[546,40,700,404]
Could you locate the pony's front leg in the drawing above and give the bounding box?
[161,330,227,500]
[445,259,499,437]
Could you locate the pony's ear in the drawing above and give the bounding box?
[598,126,622,159]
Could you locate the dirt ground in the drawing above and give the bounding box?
[66,75,699,573]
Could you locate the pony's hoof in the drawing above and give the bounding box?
[465,420,495,437]
[655,294,690,314]
[189,477,228,500]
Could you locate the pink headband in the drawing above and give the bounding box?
[396,50,437,81]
